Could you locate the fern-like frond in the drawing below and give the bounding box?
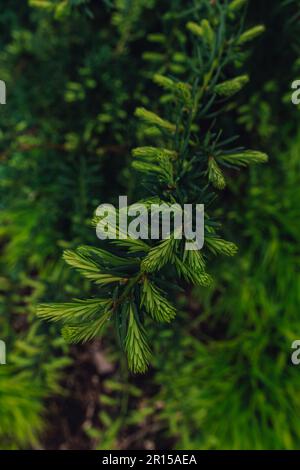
[125,303,152,373]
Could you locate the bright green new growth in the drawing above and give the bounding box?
[134,107,177,134]
[141,278,176,323]
[125,302,152,373]
[186,21,204,38]
[132,147,178,160]
[29,0,72,18]
[218,150,268,166]
[37,1,267,373]
[229,0,247,11]
[0,368,44,447]
[186,19,214,47]
[237,25,266,45]
[153,74,192,106]
[215,75,249,97]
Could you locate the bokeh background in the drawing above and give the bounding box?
[1,0,300,450]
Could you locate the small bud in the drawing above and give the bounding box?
[55,1,70,19]
[208,157,226,190]
[147,33,166,44]
[201,19,215,47]
[215,75,249,97]
[229,0,247,11]
[186,21,204,38]
[153,73,192,106]
[218,150,268,166]
[187,20,214,47]
[142,52,165,63]
[135,107,176,134]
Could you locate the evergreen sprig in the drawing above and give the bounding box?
[38,0,267,372]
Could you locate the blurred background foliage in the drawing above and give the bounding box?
[0,0,300,450]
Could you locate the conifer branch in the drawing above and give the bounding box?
[38,0,268,372]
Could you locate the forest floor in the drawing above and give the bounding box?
[42,341,174,450]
